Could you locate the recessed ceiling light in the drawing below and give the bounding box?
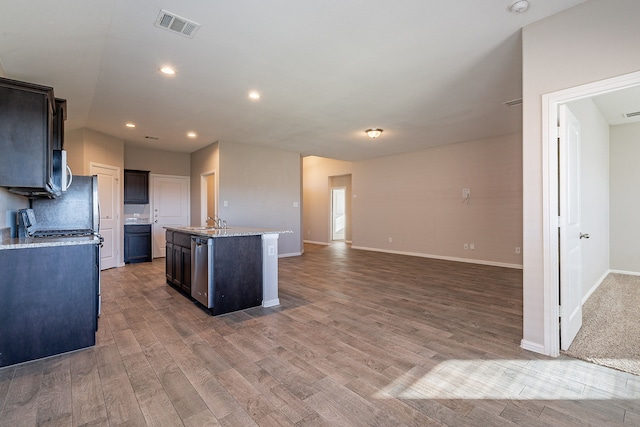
[125,123,136,128]
[159,66,176,75]
[248,91,261,100]
[187,131,197,138]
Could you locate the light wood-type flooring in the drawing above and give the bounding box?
[2,243,640,426]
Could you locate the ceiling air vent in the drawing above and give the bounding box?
[623,110,640,119]
[503,98,523,108]
[155,9,200,38]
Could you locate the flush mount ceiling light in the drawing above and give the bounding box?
[125,123,136,128]
[187,131,197,138]
[248,91,261,100]
[159,66,176,76]
[365,128,383,139]
[509,0,529,13]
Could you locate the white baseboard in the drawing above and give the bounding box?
[520,339,547,355]
[609,269,640,276]
[303,240,330,246]
[582,270,611,305]
[262,298,280,308]
[350,246,523,270]
[279,251,302,258]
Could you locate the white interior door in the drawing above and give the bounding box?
[151,175,190,258]
[559,105,583,351]
[90,163,120,270]
[331,187,346,241]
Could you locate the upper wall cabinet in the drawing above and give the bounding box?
[124,169,150,204]
[0,77,66,197]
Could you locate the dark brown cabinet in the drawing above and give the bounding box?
[124,224,152,263]
[165,230,191,294]
[124,169,149,204]
[0,77,66,197]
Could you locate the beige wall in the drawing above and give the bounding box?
[65,127,125,264]
[522,0,640,352]
[303,134,522,266]
[124,146,190,176]
[610,122,640,273]
[219,142,302,256]
[353,133,522,266]
[302,156,353,244]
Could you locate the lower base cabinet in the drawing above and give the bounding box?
[165,230,191,294]
[0,242,99,368]
[124,224,152,263]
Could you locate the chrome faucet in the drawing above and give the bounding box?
[206,216,226,228]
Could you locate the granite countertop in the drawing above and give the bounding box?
[164,225,293,238]
[0,235,100,250]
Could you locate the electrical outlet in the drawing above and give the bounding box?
[388,237,393,243]
[515,247,521,254]
[464,243,469,250]
[462,188,470,198]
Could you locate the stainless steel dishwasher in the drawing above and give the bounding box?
[191,236,214,308]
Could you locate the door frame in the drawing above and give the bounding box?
[330,186,347,241]
[541,70,640,356]
[200,170,217,226]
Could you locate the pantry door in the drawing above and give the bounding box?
[90,163,120,270]
[151,175,190,258]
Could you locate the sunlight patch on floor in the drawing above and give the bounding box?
[375,359,640,400]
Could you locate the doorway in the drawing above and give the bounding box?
[331,187,346,241]
[329,174,352,243]
[542,70,640,356]
[200,171,216,226]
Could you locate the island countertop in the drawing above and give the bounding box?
[164,226,292,238]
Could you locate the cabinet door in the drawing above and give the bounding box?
[124,170,149,204]
[181,247,191,293]
[124,226,152,263]
[173,245,183,287]
[165,242,174,282]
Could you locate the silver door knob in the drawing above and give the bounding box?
[580,233,590,239]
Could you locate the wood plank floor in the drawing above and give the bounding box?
[2,243,640,426]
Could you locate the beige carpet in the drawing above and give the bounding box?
[563,273,640,376]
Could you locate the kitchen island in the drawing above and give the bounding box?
[0,233,100,368]
[164,226,291,315]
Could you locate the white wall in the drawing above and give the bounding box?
[565,99,610,299]
[522,0,640,352]
[610,122,640,273]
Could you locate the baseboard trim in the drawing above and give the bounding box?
[279,252,302,258]
[520,339,547,355]
[303,240,330,246]
[262,298,280,308]
[609,269,640,276]
[582,270,611,305]
[350,246,523,270]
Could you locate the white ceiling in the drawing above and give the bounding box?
[0,0,590,161]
